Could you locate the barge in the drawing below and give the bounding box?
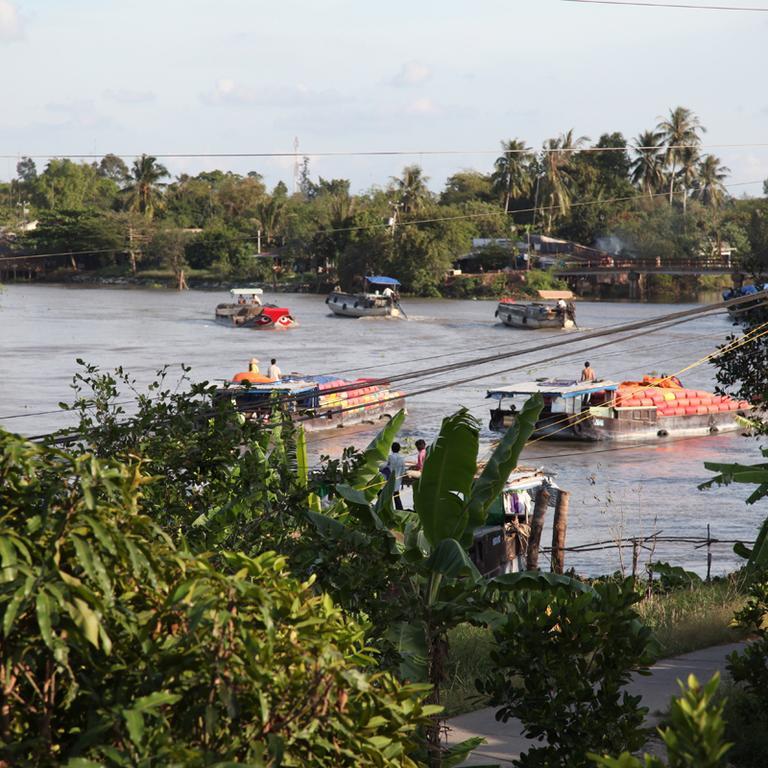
[224,374,406,432]
[487,378,750,442]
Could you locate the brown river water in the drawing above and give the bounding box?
[1,284,764,576]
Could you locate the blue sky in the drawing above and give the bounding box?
[1,0,767,194]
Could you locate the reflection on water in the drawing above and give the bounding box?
[0,284,762,575]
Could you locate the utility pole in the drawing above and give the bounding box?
[257,229,262,255]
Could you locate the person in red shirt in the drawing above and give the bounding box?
[414,439,427,471]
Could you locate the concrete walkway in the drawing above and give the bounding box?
[446,642,745,767]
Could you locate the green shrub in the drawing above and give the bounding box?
[0,431,436,766]
[520,268,568,296]
[591,674,731,768]
[480,578,654,768]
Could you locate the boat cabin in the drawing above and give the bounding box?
[487,379,619,432]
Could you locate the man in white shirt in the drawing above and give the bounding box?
[267,358,282,380]
[386,442,407,510]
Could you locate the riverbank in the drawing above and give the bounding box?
[9,265,734,301]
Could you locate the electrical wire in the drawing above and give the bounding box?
[562,0,768,10]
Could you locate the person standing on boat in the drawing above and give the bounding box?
[382,285,395,305]
[414,439,427,471]
[386,442,407,510]
[581,361,596,382]
[267,358,282,380]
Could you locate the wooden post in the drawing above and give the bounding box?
[526,487,550,571]
[706,523,712,583]
[551,490,570,574]
[631,538,640,584]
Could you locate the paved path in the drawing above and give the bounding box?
[446,642,744,767]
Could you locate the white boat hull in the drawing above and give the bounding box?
[496,302,574,330]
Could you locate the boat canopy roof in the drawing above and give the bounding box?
[365,275,400,286]
[230,288,264,296]
[487,379,619,400]
[537,289,573,300]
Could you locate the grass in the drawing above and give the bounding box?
[441,577,747,717]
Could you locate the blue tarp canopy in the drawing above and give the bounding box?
[365,275,400,286]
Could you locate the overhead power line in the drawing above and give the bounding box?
[0,178,762,265]
[3,143,768,162]
[563,0,768,9]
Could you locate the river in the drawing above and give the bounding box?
[1,283,764,576]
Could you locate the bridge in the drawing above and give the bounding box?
[553,257,742,299]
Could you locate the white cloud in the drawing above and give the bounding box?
[406,97,439,115]
[103,88,156,104]
[200,79,351,108]
[0,1,21,41]
[391,60,431,88]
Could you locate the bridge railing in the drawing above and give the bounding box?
[554,255,736,272]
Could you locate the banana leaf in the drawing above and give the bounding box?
[348,409,405,493]
[462,394,543,547]
[413,409,479,548]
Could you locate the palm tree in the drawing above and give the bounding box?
[692,154,730,209]
[656,106,705,205]
[256,196,285,248]
[676,145,701,214]
[391,165,431,214]
[629,130,665,198]
[491,139,534,213]
[536,129,589,233]
[123,154,169,219]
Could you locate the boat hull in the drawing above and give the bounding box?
[495,303,574,330]
[326,291,402,318]
[490,407,749,442]
[215,304,298,329]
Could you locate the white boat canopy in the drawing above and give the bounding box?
[230,288,264,296]
[537,290,573,300]
[487,379,620,400]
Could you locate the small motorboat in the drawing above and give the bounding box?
[215,288,298,330]
[495,290,575,330]
[326,276,405,318]
[487,376,750,441]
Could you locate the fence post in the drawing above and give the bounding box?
[551,490,570,574]
[631,538,640,585]
[706,523,712,583]
[526,487,550,571]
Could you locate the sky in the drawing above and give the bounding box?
[0,0,767,195]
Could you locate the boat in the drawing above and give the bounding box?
[722,284,768,321]
[469,467,563,577]
[215,288,298,330]
[487,376,751,442]
[223,374,406,432]
[495,290,576,330]
[326,276,405,318]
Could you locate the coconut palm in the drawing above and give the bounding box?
[123,154,170,219]
[629,130,666,198]
[656,106,705,205]
[692,154,730,209]
[256,196,285,248]
[536,129,589,233]
[491,139,534,213]
[676,145,701,214]
[391,165,431,214]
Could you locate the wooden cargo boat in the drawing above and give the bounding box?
[215,288,298,330]
[487,377,751,442]
[223,374,406,432]
[495,290,576,330]
[326,276,405,318]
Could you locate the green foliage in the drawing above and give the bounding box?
[480,578,655,768]
[647,562,702,593]
[0,431,436,766]
[591,674,731,768]
[520,267,568,296]
[185,224,249,271]
[727,577,768,714]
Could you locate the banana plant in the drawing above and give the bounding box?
[304,395,544,766]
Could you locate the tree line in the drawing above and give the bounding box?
[2,105,768,294]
